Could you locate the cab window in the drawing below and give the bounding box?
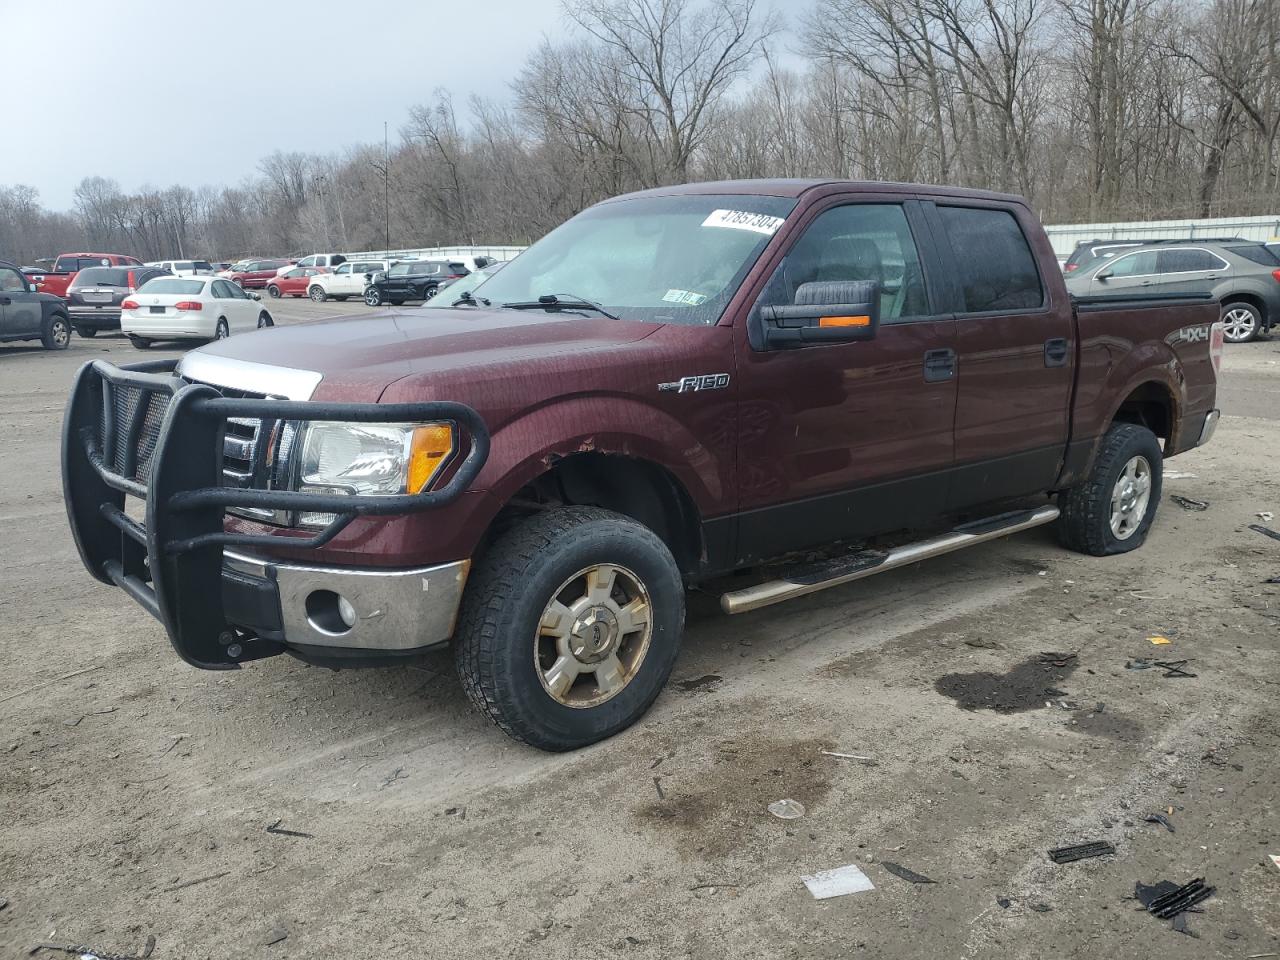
[757,203,930,321]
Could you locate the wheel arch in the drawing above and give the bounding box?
[1221,292,1267,327]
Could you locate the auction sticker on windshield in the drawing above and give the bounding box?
[663,289,708,306]
[701,209,786,235]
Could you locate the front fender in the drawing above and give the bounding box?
[474,394,728,514]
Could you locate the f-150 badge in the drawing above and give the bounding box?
[658,373,731,393]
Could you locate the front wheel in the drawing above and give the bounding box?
[455,506,685,751]
[1221,302,1261,343]
[266,285,281,298]
[1056,422,1163,556]
[42,314,71,350]
[364,287,383,307]
[257,311,273,329]
[308,286,327,302]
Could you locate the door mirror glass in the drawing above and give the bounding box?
[758,279,882,347]
[1096,270,1112,281]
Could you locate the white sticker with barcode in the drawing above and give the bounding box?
[662,289,708,305]
[701,209,785,235]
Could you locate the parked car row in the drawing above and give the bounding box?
[1062,238,1280,342]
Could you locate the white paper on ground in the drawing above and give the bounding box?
[801,863,875,899]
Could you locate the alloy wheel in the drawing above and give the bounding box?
[535,563,653,708]
[1109,455,1152,540]
[1221,306,1257,343]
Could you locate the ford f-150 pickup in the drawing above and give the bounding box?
[62,179,1223,751]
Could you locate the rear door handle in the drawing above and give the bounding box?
[923,347,956,382]
[1044,337,1069,367]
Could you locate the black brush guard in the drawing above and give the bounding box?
[62,358,489,670]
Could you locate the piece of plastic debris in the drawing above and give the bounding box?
[1269,855,1280,872]
[802,863,874,899]
[1249,524,1280,543]
[964,637,1001,649]
[1154,659,1197,678]
[1170,495,1209,511]
[768,799,805,820]
[1265,576,1280,584]
[1148,636,1172,645]
[1029,902,1053,913]
[1140,877,1215,919]
[1144,813,1175,833]
[1126,658,1154,670]
[1163,471,1197,480]
[996,897,1012,908]
[881,861,936,884]
[1048,841,1115,863]
[820,750,874,761]
[1259,512,1275,522]
[1171,911,1200,938]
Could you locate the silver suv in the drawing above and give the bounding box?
[1064,241,1280,343]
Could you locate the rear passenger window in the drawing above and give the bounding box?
[1226,244,1280,266]
[757,203,930,321]
[938,207,1044,312]
[1157,249,1226,273]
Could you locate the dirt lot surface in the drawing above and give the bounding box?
[2,310,1279,959]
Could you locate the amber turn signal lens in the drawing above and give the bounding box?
[818,315,871,328]
[407,423,456,493]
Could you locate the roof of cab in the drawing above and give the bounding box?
[605,178,1027,205]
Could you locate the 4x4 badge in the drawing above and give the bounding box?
[658,373,731,394]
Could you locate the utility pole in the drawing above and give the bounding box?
[314,174,331,249]
[384,121,391,254]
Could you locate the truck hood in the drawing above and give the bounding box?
[181,306,663,402]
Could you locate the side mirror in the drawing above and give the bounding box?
[251,292,262,301]
[1096,270,1112,282]
[27,282,36,293]
[753,280,881,349]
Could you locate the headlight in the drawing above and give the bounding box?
[296,421,455,527]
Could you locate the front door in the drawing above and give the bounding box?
[0,265,42,338]
[924,201,1073,508]
[733,198,958,564]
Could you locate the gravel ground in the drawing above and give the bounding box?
[1,312,1278,959]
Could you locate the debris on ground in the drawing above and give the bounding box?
[996,897,1012,908]
[1137,877,1215,919]
[768,799,805,820]
[1144,813,1175,833]
[1148,636,1172,645]
[163,870,230,892]
[801,863,875,900]
[1249,524,1280,543]
[1163,471,1197,480]
[964,637,1001,649]
[1258,512,1275,522]
[675,674,721,692]
[1265,576,1280,584]
[1048,841,1116,863]
[1040,651,1077,667]
[881,861,936,884]
[1029,902,1053,913]
[1170,495,1210,511]
[380,767,408,789]
[653,777,665,800]
[265,819,313,839]
[1269,855,1280,872]
[820,749,874,762]
[1126,658,1197,677]
[28,939,148,960]
[263,927,288,946]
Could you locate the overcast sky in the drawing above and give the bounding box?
[1,0,570,210]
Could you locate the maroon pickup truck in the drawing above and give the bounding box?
[63,179,1222,751]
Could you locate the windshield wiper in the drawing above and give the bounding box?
[501,293,619,320]
[452,290,490,307]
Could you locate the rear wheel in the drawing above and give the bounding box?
[1221,302,1261,343]
[455,506,684,751]
[266,284,281,298]
[215,318,229,339]
[128,335,152,350]
[308,286,327,302]
[42,313,71,350]
[364,287,383,306]
[75,325,98,338]
[1056,422,1163,556]
[257,311,273,328]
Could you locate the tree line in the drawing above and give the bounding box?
[2,0,1276,266]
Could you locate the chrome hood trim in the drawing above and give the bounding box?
[178,352,322,400]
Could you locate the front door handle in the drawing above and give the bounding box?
[1044,337,1069,367]
[923,347,956,382]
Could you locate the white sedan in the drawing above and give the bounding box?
[121,275,274,349]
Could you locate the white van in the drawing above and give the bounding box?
[147,259,216,276]
[278,253,347,276]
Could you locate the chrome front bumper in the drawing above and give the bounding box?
[223,551,470,651]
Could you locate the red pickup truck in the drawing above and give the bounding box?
[35,252,144,300]
[62,179,1222,751]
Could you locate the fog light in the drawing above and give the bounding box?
[338,595,357,628]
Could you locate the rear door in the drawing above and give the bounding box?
[0,264,43,337]
[923,201,1073,509]
[1151,247,1231,297]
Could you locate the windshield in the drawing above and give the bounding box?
[474,194,797,325]
[422,261,507,308]
[140,278,206,295]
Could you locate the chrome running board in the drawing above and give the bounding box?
[720,505,1061,615]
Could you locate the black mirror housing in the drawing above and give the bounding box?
[754,280,881,349]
